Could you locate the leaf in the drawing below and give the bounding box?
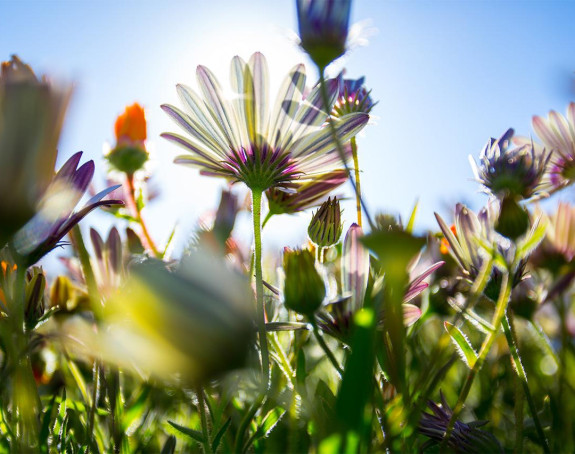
[406,199,419,234]
[243,407,286,452]
[516,215,546,262]
[265,321,309,331]
[161,435,176,454]
[167,420,205,443]
[444,322,478,368]
[211,417,232,452]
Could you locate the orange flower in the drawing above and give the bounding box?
[440,225,457,255]
[114,103,147,144]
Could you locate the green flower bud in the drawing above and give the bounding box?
[106,145,149,175]
[283,248,325,315]
[495,196,529,240]
[308,197,343,247]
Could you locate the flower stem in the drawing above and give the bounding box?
[502,313,550,454]
[308,316,343,378]
[318,72,374,230]
[125,173,161,258]
[252,189,270,388]
[350,136,362,227]
[443,271,513,444]
[10,263,40,451]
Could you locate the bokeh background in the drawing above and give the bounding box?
[2,0,575,256]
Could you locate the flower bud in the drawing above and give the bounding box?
[283,248,325,315]
[308,197,343,247]
[495,196,530,240]
[107,103,149,174]
[0,56,72,245]
[296,0,351,70]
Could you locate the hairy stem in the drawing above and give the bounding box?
[350,136,363,227]
[196,387,213,454]
[125,173,161,258]
[308,316,343,377]
[502,313,549,454]
[318,72,374,230]
[252,189,270,388]
[444,271,513,443]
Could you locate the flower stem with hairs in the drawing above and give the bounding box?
[443,271,513,445]
[125,173,160,258]
[252,190,270,388]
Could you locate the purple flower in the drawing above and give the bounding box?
[332,74,375,117]
[11,152,123,266]
[162,52,368,192]
[296,0,352,70]
[0,55,72,245]
[470,128,550,200]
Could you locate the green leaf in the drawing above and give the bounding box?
[122,386,151,432]
[266,321,309,331]
[516,215,546,262]
[406,199,419,234]
[244,407,286,452]
[444,322,478,368]
[211,417,232,452]
[335,308,377,433]
[167,420,205,443]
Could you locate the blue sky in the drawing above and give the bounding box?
[2,0,575,254]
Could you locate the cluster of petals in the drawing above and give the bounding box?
[162,52,368,192]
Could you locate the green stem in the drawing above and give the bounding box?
[261,211,273,229]
[444,271,513,444]
[318,72,374,230]
[252,189,270,388]
[308,316,343,377]
[350,136,363,227]
[268,333,296,387]
[126,173,161,258]
[502,313,549,454]
[196,387,213,454]
[234,393,265,454]
[9,263,40,451]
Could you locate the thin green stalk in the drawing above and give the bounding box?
[196,387,213,454]
[502,313,549,454]
[318,72,374,230]
[269,333,296,387]
[514,372,524,454]
[234,393,265,454]
[252,189,270,388]
[443,271,513,444]
[308,316,343,377]
[350,136,363,227]
[10,262,40,451]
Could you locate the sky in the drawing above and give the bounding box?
[2,0,575,257]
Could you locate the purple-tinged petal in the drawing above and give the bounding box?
[342,223,369,313]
